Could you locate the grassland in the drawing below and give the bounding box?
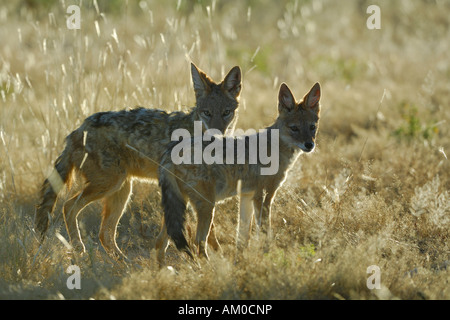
[0,0,449,300]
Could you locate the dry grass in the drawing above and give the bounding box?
[0,0,449,300]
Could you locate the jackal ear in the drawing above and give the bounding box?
[222,66,242,99]
[278,83,296,114]
[303,82,321,110]
[191,63,213,98]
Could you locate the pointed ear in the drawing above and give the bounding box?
[221,66,242,99]
[303,82,321,110]
[191,63,213,98]
[278,83,296,114]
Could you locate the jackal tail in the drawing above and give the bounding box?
[35,143,74,241]
[159,166,193,259]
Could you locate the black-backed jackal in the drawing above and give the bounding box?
[156,82,321,262]
[35,63,242,258]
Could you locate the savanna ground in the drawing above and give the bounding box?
[0,0,449,300]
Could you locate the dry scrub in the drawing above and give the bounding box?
[0,0,448,299]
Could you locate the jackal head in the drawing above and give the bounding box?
[191,63,242,133]
[277,82,321,153]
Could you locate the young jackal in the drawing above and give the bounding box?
[35,63,242,258]
[157,82,321,261]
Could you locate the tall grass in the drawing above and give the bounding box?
[0,0,449,299]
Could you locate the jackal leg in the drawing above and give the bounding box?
[155,217,221,266]
[253,189,276,248]
[207,222,221,252]
[192,200,215,260]
[63,170,127,254]
[99,179,132,258]
[188,221,221,251]
[236,193,254,250]
[63,185,105,252]
[155,220,170,266]
[253,193,263,236]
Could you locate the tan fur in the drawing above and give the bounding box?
[35,63,242,258]
[157,82,321,263]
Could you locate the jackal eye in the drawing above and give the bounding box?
[222,110,231,117]
[310,124,316,131]
[202,110,212,117]
[289,126,299,132]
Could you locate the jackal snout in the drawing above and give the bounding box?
[303,142,315,153]
[278,82,321,153]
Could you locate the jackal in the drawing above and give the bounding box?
[35,63,242,258]
[156,82,321,261]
